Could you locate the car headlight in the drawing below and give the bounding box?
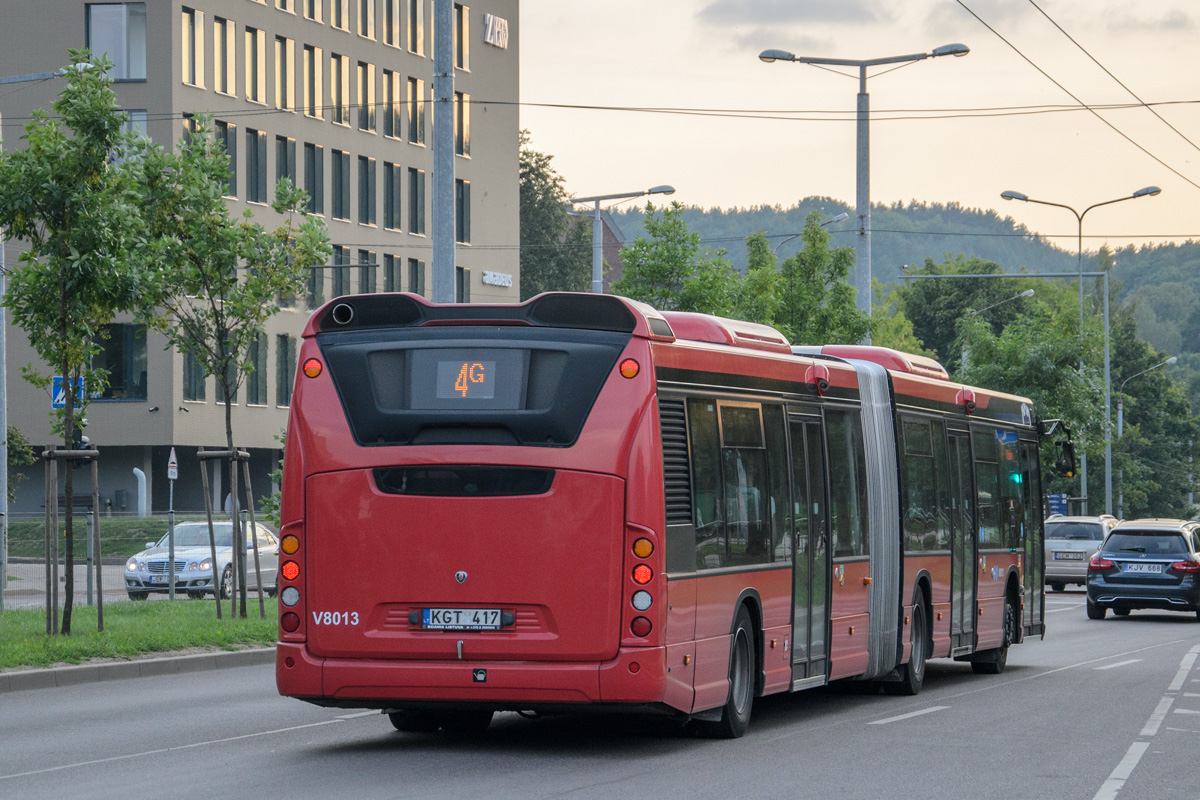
[199,559,212,572]
[187,561,198,571]
[126,557,138,572]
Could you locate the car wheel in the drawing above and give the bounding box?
[1086,598,1107,620]
[186,590,205,600]
[437,710,494,736]
[219,566,233,600]
[886,591,927,696]
[388,710,440,733]
[1049,582,1065,593]
[1113,608,1131,617]
[972,595,1015,675]
[693,605,756,738]
[127,591,148,601]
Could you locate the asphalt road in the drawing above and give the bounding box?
[2,588,1198,800]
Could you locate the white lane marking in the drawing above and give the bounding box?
[1167,646,1200,692]
[1141,697,1175,737]
[0,718,344,781]
[1095,659,1142,670]
[868,706,948,725]
[337,710,379,719]
[1173,708,1200,715]
[1045,606,1082,613]
[1092,742,1150,800]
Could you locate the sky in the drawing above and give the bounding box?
[518,0,1200,254]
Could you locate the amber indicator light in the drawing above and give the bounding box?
[303,358,323,378]
[280,535,300,555]
[632,564,653,585]
[632,538,654,558]
[619,359,640,379]
[281,561,300,581]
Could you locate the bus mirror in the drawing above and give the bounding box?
[1054,440,1076,478]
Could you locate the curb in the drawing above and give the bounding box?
[0,646,276,694]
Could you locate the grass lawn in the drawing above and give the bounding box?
[0,598,277,671]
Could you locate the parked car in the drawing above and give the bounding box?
[1044,514,1119,592]
[1086,518,1200,620]
[124,521,279,601]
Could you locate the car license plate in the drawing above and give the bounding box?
[1123,563,1163,574]
[1053,552,1085,560]
[422,608,502,630]
[151,575,167,584]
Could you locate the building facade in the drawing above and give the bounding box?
[0,0,520,517]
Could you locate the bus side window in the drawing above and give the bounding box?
[826,409,869,559]
[687,398,723,569]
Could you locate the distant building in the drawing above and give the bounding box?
[566,208,627,293]
[0,0,519,516]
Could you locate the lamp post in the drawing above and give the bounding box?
[1000,186,1160,514]
[1116,356,1177,518]
[773,212,849,256]
[960,289,1034,371]
[760,43,969,333]
[571,185,675,294]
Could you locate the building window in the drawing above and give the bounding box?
[247,333,268,406]
[408,258,425,296]
[331,53,350,124]
[408,0,424,54]
[183,350,205,402]
[304,0,321,22]
[356,61,376,131]
[214,120,237,197]
[304,142,324,214]
[306,264,324,309]
[246,27,266,103]
[93,323,147,400]
[277,135,296,189]
[331,0,348,30]
[357,0,374,38]
[383,162,402,230]
[384,254,401,292]
[276,0,294,11]
[454,4,468,70]
[406,77,425,144]
[277,334,297,406]
[303,45,323,118]
[213,17,235,94]
[455,179,470,243]
[332,246,351,297]
[359,249,376,293]
[87,2,147,81]
[382,70,401,138]
[455,267,471,303]
[246,128,268,203]
[331,150,350,220]
[455,91,470,156]
[275,36,295,110]
[383,0,399,46]
[181,7,204,87]
[408,168,425,234]
[358,156,376,226]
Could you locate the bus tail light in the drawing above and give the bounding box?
[1171,559,1200,573]
[303,358,323,378]
[630,616,652,637]
[1089,555,1115,570]
[632,590,652,611]
[281,561,300,581]
[632,538,653,558]
[281,612,300,632]
[280,534,300,555]
[619,359,640,379]
[632,564,653,585]
[281,586,300,607]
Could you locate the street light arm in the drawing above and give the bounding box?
[1118,356,1178,393]
[1000,191,1082,222]
[571,185,675,205]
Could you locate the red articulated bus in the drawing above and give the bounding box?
[276,292,1048,737]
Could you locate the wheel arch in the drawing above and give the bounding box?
[731,588,765,697]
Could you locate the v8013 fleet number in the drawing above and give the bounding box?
[312,611,359,626]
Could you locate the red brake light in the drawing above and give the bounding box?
[303,358,323,378]
[1171,559,1200,573]
[619,359,640,379]
[281,612,300,632]
[630,616,652,637]
[632,564,653,585]
[1089,555,1115,570]
[281,561,300,581]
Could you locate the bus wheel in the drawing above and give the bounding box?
[971,596,1015,675]
[388,710,440,733]
[438,710,494,736]
[695,605,756,739]
[887,594,927,696]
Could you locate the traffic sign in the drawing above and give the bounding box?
[167,447,179,481]
[51,376,84,409]
[1047,493,1068,516]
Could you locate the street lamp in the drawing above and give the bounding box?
[1116,356,1177,518]
[772,212,849,256]
[760,43,969,333]
[960,289,1034,371]
[571,185,675,294]
[1000,186,1161,514]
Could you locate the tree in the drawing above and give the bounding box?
[7,427,35,504]
[870,280,934,357]
[773,212,868,345]
[135,115,330,615]
[518,131,591,299]
[730,231,779,325]
[0,53,146,634]
[611,201,735,315]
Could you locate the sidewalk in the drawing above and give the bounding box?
[0,646,276,694]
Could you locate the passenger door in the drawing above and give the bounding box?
[789,416,829,685]
[948,430,976,652]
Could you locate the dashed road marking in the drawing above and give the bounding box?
[868,706,948,725]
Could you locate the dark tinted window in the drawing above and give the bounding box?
[1047,522,1105,541]
[1105,532,1188,556]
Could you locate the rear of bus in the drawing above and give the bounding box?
[275,293,677,718]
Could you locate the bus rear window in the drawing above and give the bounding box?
[316,327,630,447]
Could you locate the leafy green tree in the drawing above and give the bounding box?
[773,212,868,345]
[135,115,330,615]
[611,202,735,315]
[518,131,591,299]
[7,426,36,504]
[0,53,145,634]
[730,231,779,325]
[870,280,934,357]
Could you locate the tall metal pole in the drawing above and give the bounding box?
[855,66,871,335]
[591,200,603,294]
[431,0,455,302]
[1102,272,1111,515]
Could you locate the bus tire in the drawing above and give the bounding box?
[388,710,440,733]
[438,710,493,736]
[971,595,1016,675]
[887,592,928,696]
[695,605,756,739]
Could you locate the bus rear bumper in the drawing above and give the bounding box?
[276,642,676,711]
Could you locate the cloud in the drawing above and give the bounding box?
[698,0,894,27]
[1105,8,1196,33]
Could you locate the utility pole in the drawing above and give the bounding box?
[431,0,455,302]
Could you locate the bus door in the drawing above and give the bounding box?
[1020,438,1046,636]
[788,415,829,686]
[948,429,976,653]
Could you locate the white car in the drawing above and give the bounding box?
[124,521,279,600]
[1044,515,1118,592]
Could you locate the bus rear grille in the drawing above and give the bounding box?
[659,398,692,525]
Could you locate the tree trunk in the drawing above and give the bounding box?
[61,360,75,636]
